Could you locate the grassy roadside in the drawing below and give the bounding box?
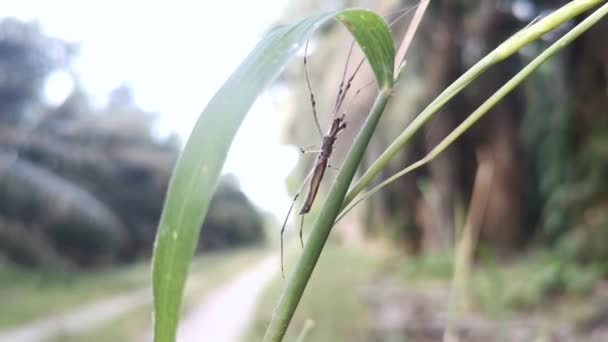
[245,241,602,341]
[50,247,267,342]
[0,247,265,330]
[0,257,153,328]
[389,248,601,315]
[245,242,387,341]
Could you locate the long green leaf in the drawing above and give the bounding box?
[151,9,394,342]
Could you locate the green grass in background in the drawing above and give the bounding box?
[392,248,601,316]
[247,242,386,341]
[50,247,265,342]
[247,243,601,341]
[53,249,267,342]
[0,247,264,330]
[0,257,152,328]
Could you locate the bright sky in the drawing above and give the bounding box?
[3,0,301,219]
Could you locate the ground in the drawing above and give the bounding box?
[0,248,266,342]
[3,242,608,341]
[247,242,608,341]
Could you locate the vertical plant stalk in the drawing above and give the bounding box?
[443,150,494,342]
[263,90,392,342]
[342,0,604,208]
[337,1,608,221]
[262,5,427,340]
[393,0,429,71]
[294,319,315,342]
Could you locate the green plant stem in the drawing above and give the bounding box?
[262,89,392,342]
[342,0,603,209]
[337,1,608,221]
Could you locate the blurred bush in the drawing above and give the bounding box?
[200,175,266,250]
[0,18,264,270]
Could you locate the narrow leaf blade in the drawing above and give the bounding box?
[336,9,395,88]
[151,9,394,342]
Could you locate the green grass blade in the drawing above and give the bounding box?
[263,10,395,338]
[151,9,394,342]
[337,2,608,222]
[342,0,604,208]
[263,91,393,342]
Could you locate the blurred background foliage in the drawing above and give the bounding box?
[281,0,607,269]
[0,0,607,340]
[0,18,266,270]
[273,0,608,337]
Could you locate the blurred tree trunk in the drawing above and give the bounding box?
[398,0,528,252]
[416,1,464,250]
[571,16,608,156]
[464,1,527,248]
[561,15,608,262]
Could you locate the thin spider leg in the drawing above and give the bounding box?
[327,164,341,171]
[300,144,318,151]
[333,40,355,113]
[304,40,324,140]
[335,58,365,115]
[280,193,299,278]
[343,78,376,116]
[300,148,323,154]
[386,3,419,27]
[280,168,315,277]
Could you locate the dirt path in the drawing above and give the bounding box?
[0,254,278,342]
[171,254,278,342]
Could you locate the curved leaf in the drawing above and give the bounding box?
[151,9,394,342]
[336,9,394,88]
